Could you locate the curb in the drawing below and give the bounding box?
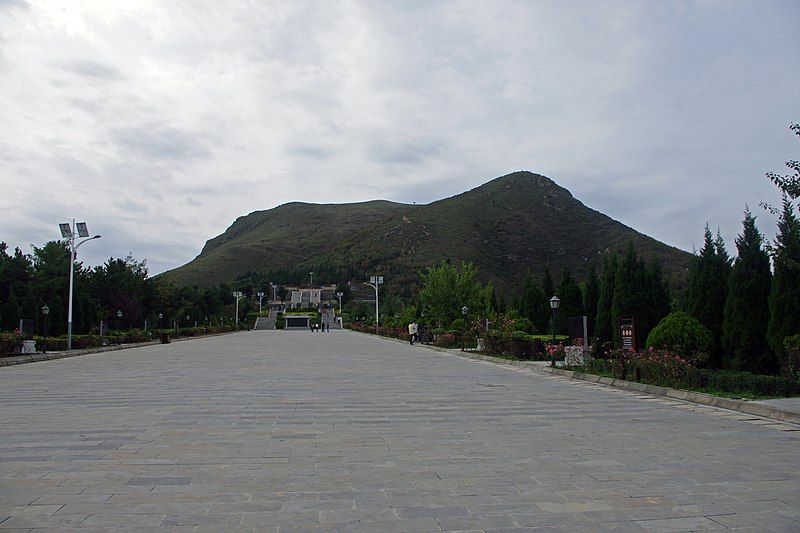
[0,331,241,368]
[350,330,800,426]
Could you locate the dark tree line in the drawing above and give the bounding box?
[0,241,252,336]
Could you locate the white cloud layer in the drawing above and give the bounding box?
[1,0,798,274]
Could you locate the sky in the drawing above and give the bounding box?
[1,0,798,275]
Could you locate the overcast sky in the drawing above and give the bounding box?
[1,0,798,275]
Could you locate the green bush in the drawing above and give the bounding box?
[646,311,713,362]
[783,334,800,380]
[573,355,799,398]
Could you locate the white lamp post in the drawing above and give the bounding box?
[365,275,383,333]
[257,292,265,313]
[233,291,244,328]
[309,271,314,287]
[59,220,101,350]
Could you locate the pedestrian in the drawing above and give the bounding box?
[408,321,418,345]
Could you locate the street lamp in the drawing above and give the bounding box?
[549,295,560,366]
[461,306,469,351]
[233,291,244,328]
[116,310,123,344]
[271,283,277,302]
[257,292,265,313]
[158,313,163,329]
[41,305,49,354]
[309,271,314,287]
[365,275,383,333]
[336,291,343,312]
[58,220,101,350]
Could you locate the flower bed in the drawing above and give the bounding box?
[571,349,800,399]
[0,329,24,356]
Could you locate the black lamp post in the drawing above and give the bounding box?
[41,305,49,354]
[158,313,163,329]
[461,306,469,351]
[549,295,560,366]
[116,310,123,344]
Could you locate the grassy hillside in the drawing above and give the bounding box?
[159,172,692,291]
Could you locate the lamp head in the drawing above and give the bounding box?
[549,295,561,309]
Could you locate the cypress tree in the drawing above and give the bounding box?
[583,267,599,338]
[520,274,548,334]
[685,226,731,367]
[611,243,645,348]
[556,265,584,336]
[541,266,554,300]
[595,252,618,347]
[641,258,671,345]
[722,209,773,373]
[767,198,800,373]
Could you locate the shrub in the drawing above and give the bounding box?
[0,329,24,356]
[434,332,457,348]
[646,311,713,363]
[782,334,800,381]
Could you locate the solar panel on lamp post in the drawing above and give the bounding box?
[59,220,101,350]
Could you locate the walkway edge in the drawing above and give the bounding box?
[0,331,240,368]
[351,330,800,426]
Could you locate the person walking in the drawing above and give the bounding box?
[408,321,418,345]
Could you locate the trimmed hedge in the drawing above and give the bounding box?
[577,358,799,398]
[482,330,569,360]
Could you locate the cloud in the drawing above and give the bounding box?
[368,138,445,166]
[63,60,124,81]
[111,126,211,161]
[0,1,798,276]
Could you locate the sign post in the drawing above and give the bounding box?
[620,318,636,353]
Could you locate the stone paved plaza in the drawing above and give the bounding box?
[1,331,799,532]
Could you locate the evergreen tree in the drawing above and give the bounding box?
[520,273,547,334]
[641,258,671,345]
[723,209,773,373]
[611,244,645,348]
[541,265,554,299]
[555,265,584,336]
[610,244,669,350]
[767,198,800,373]
[595,252,619,346]
[583,267,599,338]
[685,225,731,367]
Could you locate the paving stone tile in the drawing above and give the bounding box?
[0,331,798,530]
[635,515,726,532]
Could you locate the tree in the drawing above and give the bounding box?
[583,267,599,338]
[611,243,670,350]
[595,252,618,346]
[419,261,487,328]
[519,273,547,334]
[722,209,773,373]
[764,123,800,209]
[555,265,583,336]
[767,198,800,375]
[541,266,554,300]
[685,226,731,367]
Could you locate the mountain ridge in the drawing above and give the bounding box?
[160,171,692,291]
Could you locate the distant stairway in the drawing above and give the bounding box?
[254,309,277,330]
[322,309,342,330]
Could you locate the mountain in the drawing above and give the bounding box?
[159,171,692,292]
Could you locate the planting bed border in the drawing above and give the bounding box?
[0,330,240,368]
